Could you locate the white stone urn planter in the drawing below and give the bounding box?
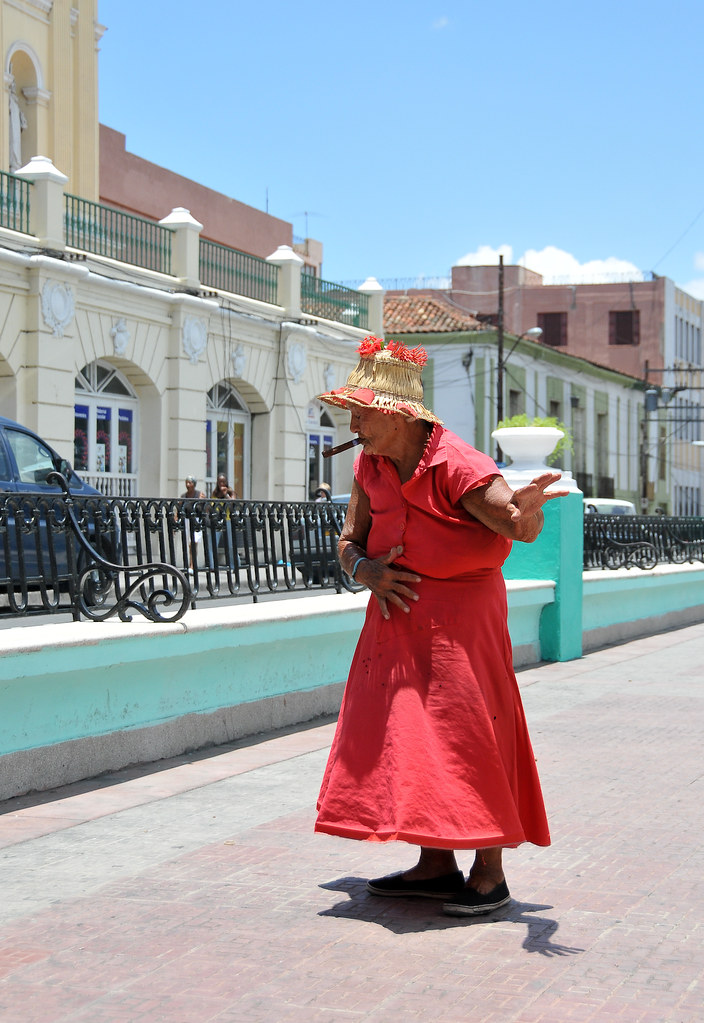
[491,426,580,491]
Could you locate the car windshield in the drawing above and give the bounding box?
[5,428,56,485]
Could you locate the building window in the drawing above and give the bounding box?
[206,382,250,498]
[609,310,640,346]
[508,389,523,417]
[658,426,667,482]
[675,485,701,517]
[306,402,337,498]
[537,312,567,347]
[74,361,138,497]
[549,400,562,421]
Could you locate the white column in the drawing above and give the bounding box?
[159,207,203,290]
[16,155,68,251]
[357,276,385,336]
[266,244,303,318]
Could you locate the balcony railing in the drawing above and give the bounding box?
[81,472,138,498]
[3,177,365,328]
[199,238,278,304]
[0,170,31,234]
[301,272,369,328]
[64,195,173,274]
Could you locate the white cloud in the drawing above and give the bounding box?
[694,251,704,271]
[456,244,513,266]
[520,246,643,283]
[455,244,644,284]
[681,277,704,300]
[432,16,449,29]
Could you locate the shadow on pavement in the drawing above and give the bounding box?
[318,875,585,956]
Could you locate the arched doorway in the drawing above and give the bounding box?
[206,382,251,498]
[74,361,138,496]
[305,401,337,499]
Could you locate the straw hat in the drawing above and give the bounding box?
[318,336,442,424]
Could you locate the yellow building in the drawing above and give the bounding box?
[1,0,99,196]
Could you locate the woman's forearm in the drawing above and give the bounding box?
[338,538,368,576]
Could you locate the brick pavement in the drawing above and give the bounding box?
[0,623,702,1022]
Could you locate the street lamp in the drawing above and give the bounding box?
[495,255,543,461]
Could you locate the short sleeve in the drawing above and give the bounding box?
[443,439,500,506]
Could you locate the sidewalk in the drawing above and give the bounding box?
[0,623,702,1022]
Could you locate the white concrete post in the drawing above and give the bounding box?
[16,155,68,251]
[357,276,386,336]
[158,207,203,290]
[266,244,303,318]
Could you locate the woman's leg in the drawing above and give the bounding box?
[466,846,504,892]
[402,847,460,880]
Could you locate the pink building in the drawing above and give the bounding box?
[387,263,704,515]
[99,126,322,274]
[448,264,666,381]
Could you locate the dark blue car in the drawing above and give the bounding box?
[0,416,100,498]
[0,416,110,601]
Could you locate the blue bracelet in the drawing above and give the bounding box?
[351,556,368,580]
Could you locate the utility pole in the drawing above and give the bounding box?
[496,254,504,463]
[641,361,652,514]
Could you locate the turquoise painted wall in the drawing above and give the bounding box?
[583,566,704,633]
[0,602,366,755]
[0,586,557,762]
[503,492,584,661]
[0,558,701,801]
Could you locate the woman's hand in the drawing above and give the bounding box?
[356,544,421,620]
[461,471,569,542]
[509,472,569,523]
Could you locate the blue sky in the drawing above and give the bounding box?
[98,0,704,297]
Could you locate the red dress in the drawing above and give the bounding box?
[315,426,550,850]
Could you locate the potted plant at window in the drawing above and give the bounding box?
[492,414,578,490]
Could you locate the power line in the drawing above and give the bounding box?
[650,203,704,273]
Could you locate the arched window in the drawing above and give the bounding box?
[305,401,337,499]
[206,382,251,498]
[75,361,138,496]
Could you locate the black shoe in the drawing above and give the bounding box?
[442,880,511,916]
[366,870,465,900]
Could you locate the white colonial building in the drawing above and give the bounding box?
[0,1,377,499]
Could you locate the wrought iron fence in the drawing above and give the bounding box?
[301,272,369,328]
[0,170,31,234]
[199,239,279,304]
[583,514,704,571]
[64,195,173,274]
[7,496,700,622]
[0,491,358,622]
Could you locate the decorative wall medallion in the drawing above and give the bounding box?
[182,316,208,364]
[110,317,130,356]
[231,344,246,377]
[287,341,307,384]
[41,280,74,337]
[324,363,335,391]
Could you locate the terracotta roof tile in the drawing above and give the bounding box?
[384,295,484,334]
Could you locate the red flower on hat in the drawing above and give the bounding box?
[386,339,410,360]
[358,335,385,357]
[387,340,428,366]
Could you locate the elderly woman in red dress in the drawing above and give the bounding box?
[315,336,567,917]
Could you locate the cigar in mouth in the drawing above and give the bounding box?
[323,437,361,459]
